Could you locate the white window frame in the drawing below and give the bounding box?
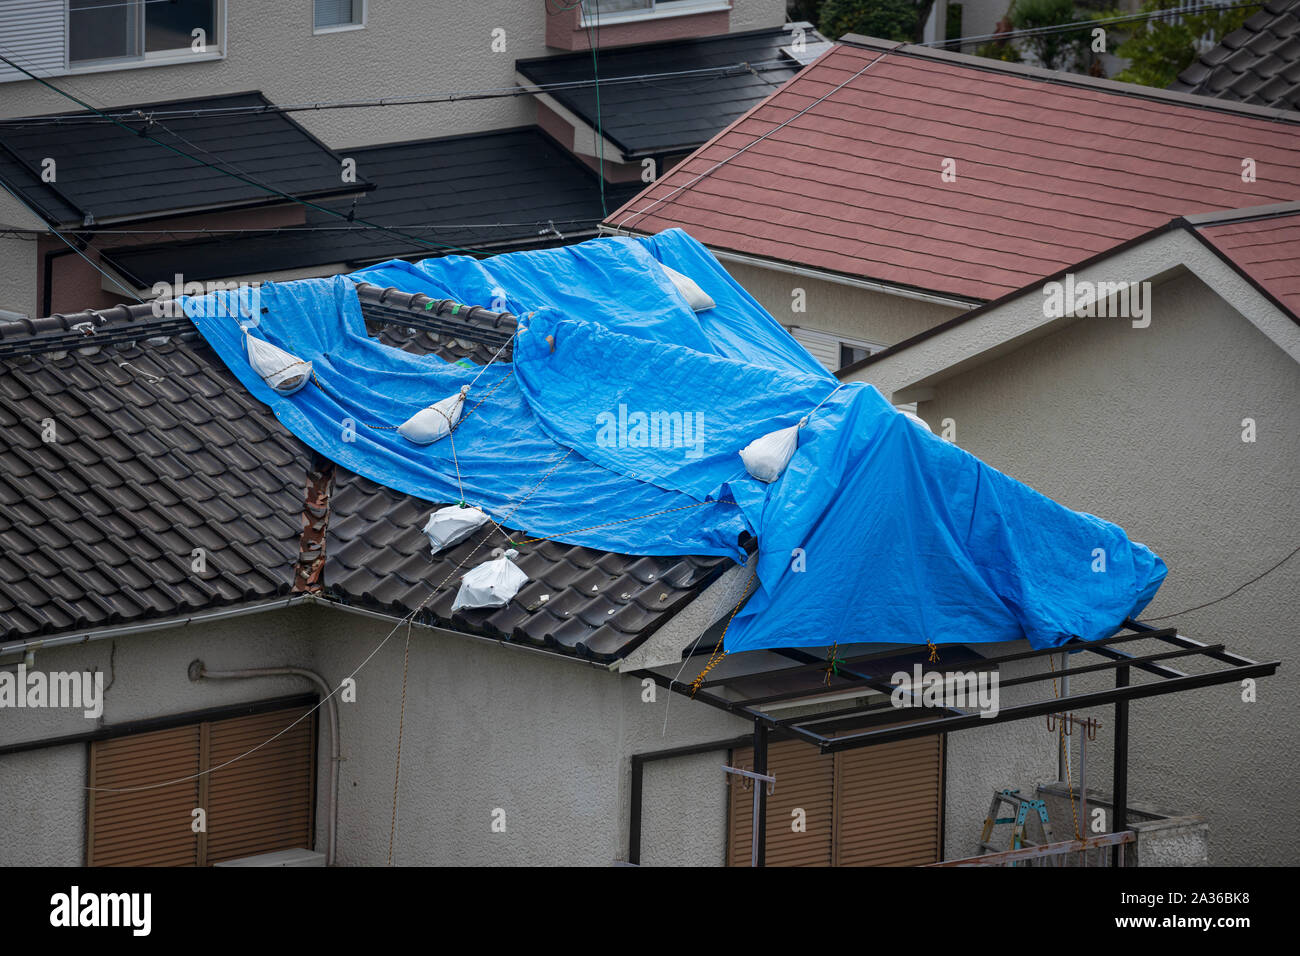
[64,0,226,76]
[579,0,731,28]
[312,0,367,35]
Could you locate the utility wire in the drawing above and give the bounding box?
[0,50,491,259]
[1140,543,1300,621]
[922,0,1262,49]
[0,178,144,304]
[0,62,795,127]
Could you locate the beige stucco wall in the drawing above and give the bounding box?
[894,269,1299,866]
[0,1,787,149]
[721,259,965,348]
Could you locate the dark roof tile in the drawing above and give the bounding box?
[1171,0,1300,111]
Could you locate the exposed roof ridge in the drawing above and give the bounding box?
[838,34,1300,125]
[0,282,518,355]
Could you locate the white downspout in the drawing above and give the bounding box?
[188,660,340,867]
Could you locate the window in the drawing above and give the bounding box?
[314,0,365,31]
[579,0,730,25]
[787,326,882,373]
[727,733,944,866]
[840,343,871,368]
[69,0,218,65]
[86,703,317,866]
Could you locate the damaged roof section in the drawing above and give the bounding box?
[0,283,732,661]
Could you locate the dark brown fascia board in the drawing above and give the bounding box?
[837,34,1300,126]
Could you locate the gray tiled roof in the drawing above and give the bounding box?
[0,92,369,228]
[0,285,731,659]
[102,127,640,289]
[516,27,816,158]
[1169,0,1300,112]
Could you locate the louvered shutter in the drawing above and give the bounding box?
[0,2,68,83]
[87,704,316,866]
[87,724,202,866]
[833,734,944,866]
[727,739,834,866]
[205,706,317,864]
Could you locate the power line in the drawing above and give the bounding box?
[1140,543,1300,621]
[923,0,1262,49]
[0,61,795,128]
[0,178,144,304]
[0,50,494,259]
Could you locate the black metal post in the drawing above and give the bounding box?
[1113,663,1130,866]
[629,754,644,866]
[753,722,769,867]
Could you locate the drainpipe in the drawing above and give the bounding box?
[188,660,339,867]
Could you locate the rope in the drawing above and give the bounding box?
[387,616,414,866]
[385,446,574,862]
[1048,654,1083,842]
[509,498,738,547]
[689,566,758,697]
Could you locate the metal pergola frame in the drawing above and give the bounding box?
[628,619,1278,866]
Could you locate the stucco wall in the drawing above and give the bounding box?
[721,260,964,348]
[0,603,753,866]
[0,1,786,149]
[912,270,1300,866]
[0,609,318,866]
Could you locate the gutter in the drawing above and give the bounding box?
[0,595,310,658]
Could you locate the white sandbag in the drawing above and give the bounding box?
[398,384,470,445]
[896,405,933,432]
[740,421,803,483]
[245,331,312,395]
[661,264,716,312]
[452,548,529,611]
[423,505,489,553]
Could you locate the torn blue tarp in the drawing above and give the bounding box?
[183,228,1166,652]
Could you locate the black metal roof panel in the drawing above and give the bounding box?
[1169,0,1300,112]
[0,92,369,228]
[102,126,641,288]
[0,287,731,660]
[516,27,811,157]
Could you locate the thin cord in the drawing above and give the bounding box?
[0,179,144,304]
[1140,543,1299,621]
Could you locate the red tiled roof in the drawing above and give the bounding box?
[608,40,1300,302]
[1198,210,1300,319]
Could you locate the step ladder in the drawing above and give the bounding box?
[978,789,1056,860]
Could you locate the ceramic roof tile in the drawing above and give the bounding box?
[612,40,1300,302]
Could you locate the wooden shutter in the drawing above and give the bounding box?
[205,706,316,864]
[833,735,944,866]
[727,739,834,866]
[87,724,202,867]
[87,704,316,866]
[726,733,945,867]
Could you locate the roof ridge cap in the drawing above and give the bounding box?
[836,34,1300,125]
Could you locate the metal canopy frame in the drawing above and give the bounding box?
[628,619,1278,866]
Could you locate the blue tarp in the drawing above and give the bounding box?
[184,228,1166,652]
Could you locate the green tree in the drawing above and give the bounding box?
[819,0,934,43]
[1114,0,1262,88]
